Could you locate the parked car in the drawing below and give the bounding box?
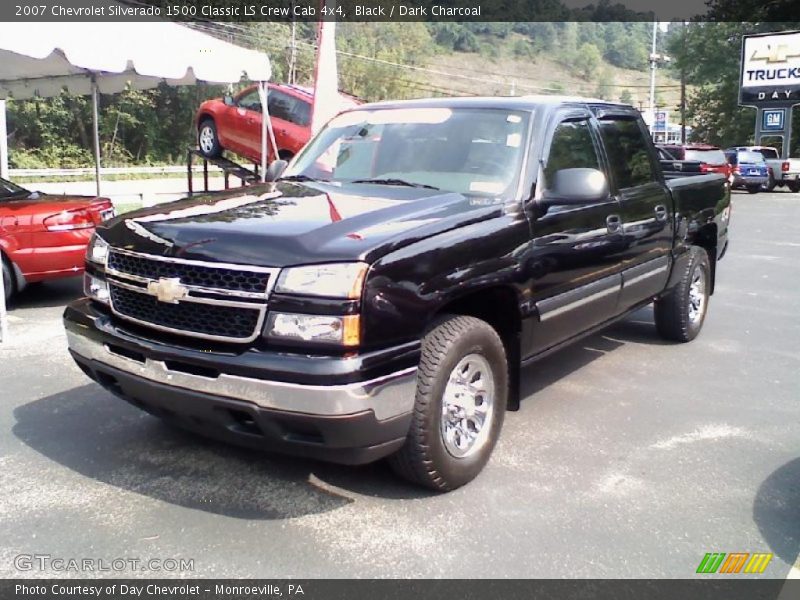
[726,146,800,192]
[724,149,769,194]
[657,144,732,180]
[656,147,704,180]
[195,83,359,165]
[1,177,114,302]
[65,97,730,491]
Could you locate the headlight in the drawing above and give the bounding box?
[84,273,109,304]
[265,312,360,346]
[86,234,109,265]
[275,263,368,298]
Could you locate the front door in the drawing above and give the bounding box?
[523,111,626,357]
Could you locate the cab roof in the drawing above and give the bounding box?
[354,95,635,113]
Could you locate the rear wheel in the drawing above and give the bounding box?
[747,185,761,194]
[766,173,776,192]
[788,181,800,193]
[654,246,710,343]
[389,315,507,491]
[197,119,222,158]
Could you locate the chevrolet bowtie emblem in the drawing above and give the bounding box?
[146,277,188,304]
[751,44,800,64]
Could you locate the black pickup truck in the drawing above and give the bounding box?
[64,97,731,491]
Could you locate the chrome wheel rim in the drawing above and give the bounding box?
[688,265,707,324]
[199,126,214,153]
[440,353,495,458]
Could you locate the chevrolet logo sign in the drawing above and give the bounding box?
[146,277,188,304]
[751,44,800,64]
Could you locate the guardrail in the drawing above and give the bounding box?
[9,165,223,178]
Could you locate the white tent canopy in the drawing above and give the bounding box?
[0,22,271,98]
[0,20,273,196]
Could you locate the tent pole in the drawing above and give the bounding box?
[91,76,102,196]
[257,82,278,183]
[0,99,8,179]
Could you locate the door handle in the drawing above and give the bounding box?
[606,214,622,234]
[654,204,668,221]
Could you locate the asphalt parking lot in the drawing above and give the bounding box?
[1,190,798,580]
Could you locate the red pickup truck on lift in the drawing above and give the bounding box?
[1,177,114,302]
[195,83,359,165]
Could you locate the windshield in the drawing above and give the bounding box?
[738,151,766,164]
[285,107,531,197]
[0,178,29,200]
[684,149,726,165]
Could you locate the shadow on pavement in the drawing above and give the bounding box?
[520,305,669,399]
[753,457,800,566]
[12,384,436,520]
[10,276,83,310]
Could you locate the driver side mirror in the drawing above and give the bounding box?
[223,94,234,107]
[540,168,610,206]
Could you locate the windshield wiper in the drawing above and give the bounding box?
[350,178,440,190]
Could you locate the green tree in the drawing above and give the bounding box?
[574,43,602,79]
[619,89,634,104]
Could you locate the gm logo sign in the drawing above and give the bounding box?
[763,109,785,131]
[696,552,773,574]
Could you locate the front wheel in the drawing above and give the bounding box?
[197,119,222,158]
[654,246,710,343]
[389,316,507,491]
[2,257,14,303]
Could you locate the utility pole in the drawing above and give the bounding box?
[680,21,687,144]
[288,19,297,85]
[649,20,658,128]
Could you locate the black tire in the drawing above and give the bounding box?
[389,315,508,491]
[2,256,14,304]
[197,119,222,158]
[766,173,776,192]
[788,181,800,193]
[654,246,710,343]
[747,185,760,194]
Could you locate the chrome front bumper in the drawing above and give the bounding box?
[66,331,418,422]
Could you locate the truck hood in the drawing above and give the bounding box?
[97,181,504,267]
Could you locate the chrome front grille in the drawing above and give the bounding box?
[105,248,278,342]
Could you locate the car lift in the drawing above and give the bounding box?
[186,148,261,195]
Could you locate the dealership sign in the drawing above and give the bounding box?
[740,30,800,105]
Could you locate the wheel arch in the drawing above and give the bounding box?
[432,285,522,411]
[691,223,718,294]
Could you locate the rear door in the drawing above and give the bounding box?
[267,89,311,158]
[524,108,626,356]
[595,114,673,309]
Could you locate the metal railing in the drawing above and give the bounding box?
[9,165,223,178]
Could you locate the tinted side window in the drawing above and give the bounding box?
[268,90,297,123]
[544,119,601,189]
[237,89,262,112]
[290,100,312,127]
[598,118,657,188]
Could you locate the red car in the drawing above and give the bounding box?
[195,83,359,164]
[657,144,733,179]
[1,177,114,301]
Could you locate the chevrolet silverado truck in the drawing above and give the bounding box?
[64,97,731,491]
